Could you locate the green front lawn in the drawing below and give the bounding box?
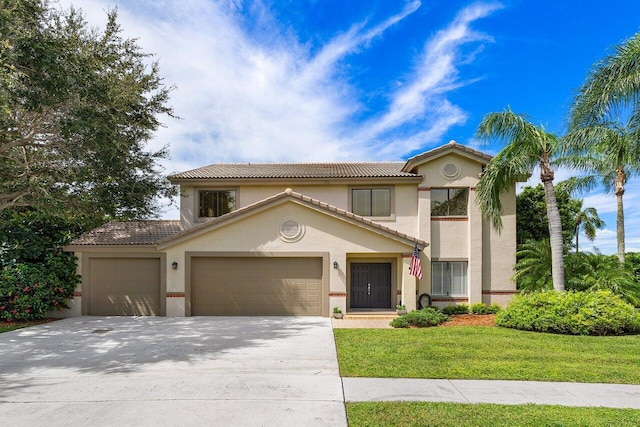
[346,402,640,427]
[334,326,640,383]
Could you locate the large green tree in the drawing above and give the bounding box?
[516,184,583,247]
[569,32,640,263]
[476,108,565,291]
[1,0,174,224]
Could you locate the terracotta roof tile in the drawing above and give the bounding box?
[169,162,417,180]
[70,220,182,246]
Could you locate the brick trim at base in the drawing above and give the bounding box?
[432,297,468,302]
[166,292,185,298]
[482,290,517,295]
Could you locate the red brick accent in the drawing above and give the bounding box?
[418,187,431,191]
[73,292,82,297]
[432,297,469,302]
[482,290,517,295]
[396,290,402,295]
[329,292,347,297]
[431,217,468,221]
[470,187,476,191]
[166,292,185,298]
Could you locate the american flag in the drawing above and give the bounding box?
[409,242,422,280]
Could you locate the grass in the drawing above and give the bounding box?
[334,326,640,384]
[346,402,640,427]
[0,319,56,333]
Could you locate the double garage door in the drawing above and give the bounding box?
[191,257,323,316]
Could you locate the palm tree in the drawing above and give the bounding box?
[513,239,552,291]
[564,121,640,262]
[476,108,565,291]
[566,251,640,307]
[572,201,605,253]
[569,32,640,262]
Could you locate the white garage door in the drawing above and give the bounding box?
[191,257,323,316]
[89,257,162,315]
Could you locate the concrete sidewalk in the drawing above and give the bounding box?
[343,377,640,409]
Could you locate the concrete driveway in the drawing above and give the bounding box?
[0,316,346,426]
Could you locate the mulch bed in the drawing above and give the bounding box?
[440,314,496,327]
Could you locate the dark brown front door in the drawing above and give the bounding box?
[350,263,392,309]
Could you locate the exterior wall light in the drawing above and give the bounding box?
[333,261,339,269]
[171,261,178,270]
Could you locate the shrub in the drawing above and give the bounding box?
[0,262,77,321]
[496,290,640,336]
[469,302,502,314]
[488,303,502,314]
[390,307,449,328]
[0,210,82,321]
[442,304,469,315]
[389,317,409,328]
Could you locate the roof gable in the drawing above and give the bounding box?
[157,189,427,250]
[402,140,492,173]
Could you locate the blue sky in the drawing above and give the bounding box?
[60,0,640,254]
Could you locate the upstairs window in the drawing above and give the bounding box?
[431,261,468,296]
[352,188,391,217]
[198,190,236,218]
[431,188,468,216]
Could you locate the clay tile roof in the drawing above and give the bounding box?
[168,162,418,180]
[69,220,182,246]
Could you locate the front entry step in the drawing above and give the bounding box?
[344,311,398,320]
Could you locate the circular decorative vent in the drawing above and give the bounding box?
[443,163,460,178]
[279,219,304,242]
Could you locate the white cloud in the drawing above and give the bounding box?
[58,0,503,217]
[357,2,504,155]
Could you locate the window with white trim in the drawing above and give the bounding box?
[198,190,236,218]
[351,188,391,217]
[431,261,468,296]
[431,188,468,216]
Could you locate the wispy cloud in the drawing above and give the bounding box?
[60,0,503,215]
[359,1,504,155]
[63,0,502,163]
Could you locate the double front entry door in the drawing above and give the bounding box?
[350,263,392,309]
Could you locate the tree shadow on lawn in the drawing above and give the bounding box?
[0,316,334,394]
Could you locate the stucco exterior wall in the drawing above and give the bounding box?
[411,151,516,306]
[482,188,517,305]
[165,201,416,315]
[179,183,419,236]
[430,221,469,259]
[419,154,483,188]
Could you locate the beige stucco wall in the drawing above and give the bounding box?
[165,201,416,315]
[482,188,517,305]
[413,151,516,306]
[178,183,418,237]
[418,154,483,188]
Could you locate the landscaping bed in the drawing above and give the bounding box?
[441,314,496,327]
[0,318,57,333]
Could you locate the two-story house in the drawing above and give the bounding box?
[63,141,516,317]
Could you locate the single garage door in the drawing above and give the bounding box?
[191,257,323,316]
[89,257,162,315]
